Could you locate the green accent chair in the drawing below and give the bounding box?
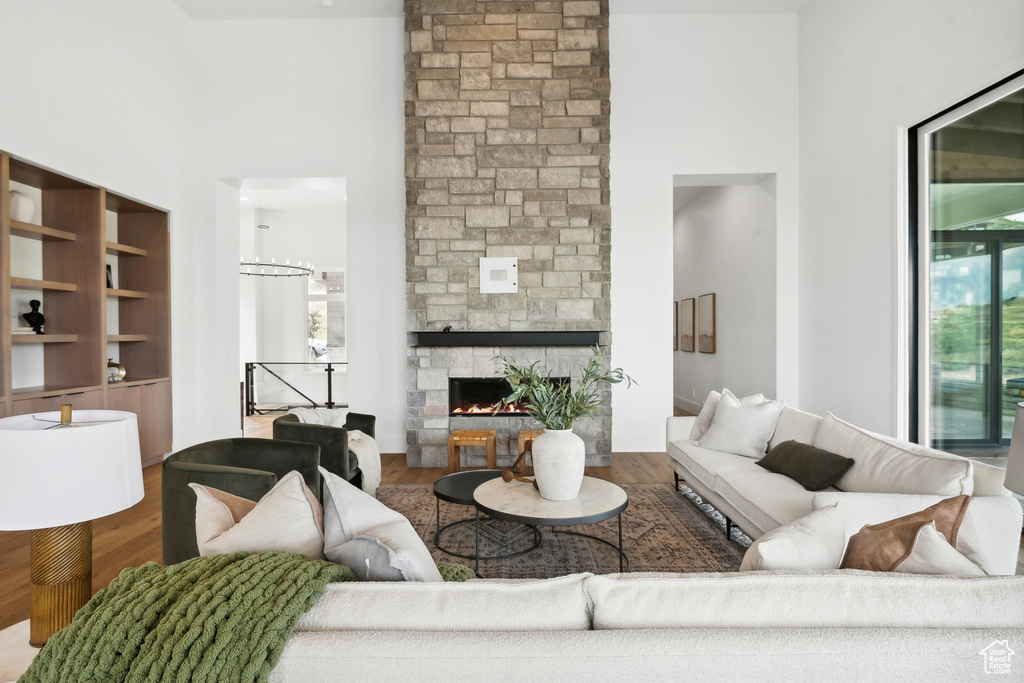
[162,438,321,565]
[272,411,376,488]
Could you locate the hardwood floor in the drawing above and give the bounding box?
[0,415,674,631]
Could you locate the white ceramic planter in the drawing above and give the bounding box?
[531,428,585,501]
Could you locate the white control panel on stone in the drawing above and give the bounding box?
[479,257,518,293]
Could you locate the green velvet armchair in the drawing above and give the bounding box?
[161,437,321,565]
[272,411,375,488]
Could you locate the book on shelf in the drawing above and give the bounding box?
[12,327,35,334]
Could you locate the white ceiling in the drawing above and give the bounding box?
[172,0,806,21]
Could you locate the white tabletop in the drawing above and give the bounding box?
[474,476,628,526]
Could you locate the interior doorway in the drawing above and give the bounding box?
[672,174,777,414]
[236,177,348,413]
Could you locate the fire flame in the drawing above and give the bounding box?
[452,403,530,415]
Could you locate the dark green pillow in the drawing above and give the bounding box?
[757,440,854,491]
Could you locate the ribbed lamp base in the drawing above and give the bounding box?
[29,522,92,647]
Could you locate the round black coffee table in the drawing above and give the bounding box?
[433,470,541,561]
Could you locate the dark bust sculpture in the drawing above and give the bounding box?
[22,299,45,334]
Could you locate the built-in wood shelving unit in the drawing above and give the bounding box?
[1,151,172,465]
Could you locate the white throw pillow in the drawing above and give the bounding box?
[696,389,783,458]
[813,413,973,496]
[189,470,324,560]
[898,523,986,576]
[740,504,846,571]
[689,389,764,441]
[320,467,443,582]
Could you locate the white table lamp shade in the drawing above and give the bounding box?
[1006,402,1024,496]
[0,410,144,531]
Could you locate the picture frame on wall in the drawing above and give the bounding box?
[698,293,716,354]
[679,298,695,352]
[673,301,679,351]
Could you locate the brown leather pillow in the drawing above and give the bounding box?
[858,495,970,546]
[840,496,972,571]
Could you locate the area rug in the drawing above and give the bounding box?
[376,483,749,579]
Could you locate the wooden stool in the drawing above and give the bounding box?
[516,430,544,473]
[447,430,497,471]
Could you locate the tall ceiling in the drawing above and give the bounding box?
[172,0,807,21]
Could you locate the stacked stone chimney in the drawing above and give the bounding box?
[404,0,612,467]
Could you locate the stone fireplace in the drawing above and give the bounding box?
[404,0,611,467]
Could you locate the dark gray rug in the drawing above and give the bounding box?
[377,482,749,578]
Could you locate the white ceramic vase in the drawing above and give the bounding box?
[9,190,35,223]
[531,428,585,501]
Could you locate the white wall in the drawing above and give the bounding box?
[193,17,407,451]
[0,1,407,452]
[673,182,777,412]
[609,12,800,451]
[798,0,1024,437]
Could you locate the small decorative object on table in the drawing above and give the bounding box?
[497,347,632,501]
[107,358,126,383]
[9,189,35,222]
[22,299,45,334]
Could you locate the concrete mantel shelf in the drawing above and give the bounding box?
[413,331,603,347]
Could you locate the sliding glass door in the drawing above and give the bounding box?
[917,74,1024,449]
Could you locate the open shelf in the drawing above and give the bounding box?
[106,288,148,299]
[10,220,77,242]
[11,334,78,344]
[3,151,172,463]
[10,277,78,292]
[106,241,147,257]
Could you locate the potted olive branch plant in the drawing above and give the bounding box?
[496,347,633,501]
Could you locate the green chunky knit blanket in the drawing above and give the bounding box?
[19,552,353,683]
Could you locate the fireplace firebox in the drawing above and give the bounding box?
[448,377,569,417]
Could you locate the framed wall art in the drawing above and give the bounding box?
[679,298,695,352]
[673,301,678,351]
[698,293,716,354]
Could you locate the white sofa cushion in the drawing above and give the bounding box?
[666,440,762,492]
[739,504,847,571]
[713,468,821,534]
[768,405,823,450]
[689,389,764,441]
[812,491,1023,576]
[320,468,442,582]
[697,389,784,458]
[813,413,973,496]
[295,573,593,632]
[585,572,1024,630]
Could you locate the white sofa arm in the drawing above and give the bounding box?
[666,416,697,450]
[813,492,1023,576]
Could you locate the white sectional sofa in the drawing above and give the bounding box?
[666,405,1023,574]
[271,570,1024,681]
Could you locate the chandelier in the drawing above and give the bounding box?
[239,257,314,277]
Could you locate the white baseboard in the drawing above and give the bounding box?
[675,395,702,415]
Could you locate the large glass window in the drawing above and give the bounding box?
[307,269,346,363]
[916,74,1024,449]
